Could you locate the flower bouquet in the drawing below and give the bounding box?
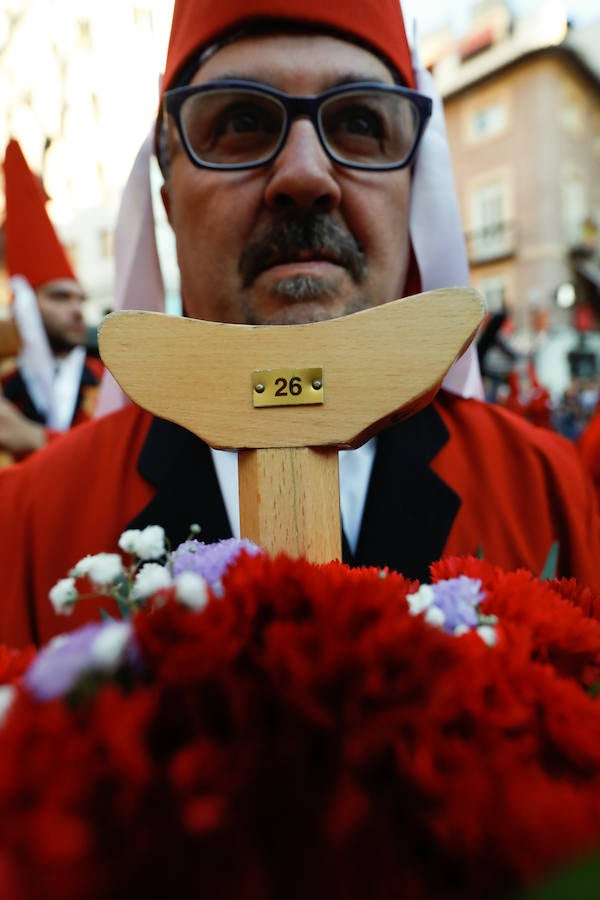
[2,529,600,899]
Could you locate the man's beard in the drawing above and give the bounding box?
[241,273,368,324]
[47,333,85,356]
[237,211,369,324]
[272,273,337,301]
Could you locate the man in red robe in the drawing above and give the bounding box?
[0,0,599,647]
[0,139,103,465]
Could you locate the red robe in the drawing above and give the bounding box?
[0,389,599,648]
[0,354,104,465]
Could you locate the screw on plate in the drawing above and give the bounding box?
[312,379,322,390]
[254,383,265,394]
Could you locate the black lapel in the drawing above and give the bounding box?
[128,404,460,582]
[126,416,233,547]
[2,360,99,426]
[81,360,101,386]
[349,402,460,582]
[1,371,45,423]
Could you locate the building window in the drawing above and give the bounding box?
[469,102,506,141]
[561,169,586,247]
[468,179,513,263]
[560,86,584,136]
[592,113,600,160]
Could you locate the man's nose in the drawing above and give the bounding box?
[68,296,85,317]
[263,119,342,212]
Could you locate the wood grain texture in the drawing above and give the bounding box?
[99,287,485,450]
[238,447,341,561]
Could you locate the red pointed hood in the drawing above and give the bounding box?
[3,138,77,289]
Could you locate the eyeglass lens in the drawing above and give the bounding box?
[179,87,421,168]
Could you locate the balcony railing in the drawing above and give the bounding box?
[466,221,516,264]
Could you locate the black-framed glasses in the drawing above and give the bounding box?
[162,79,432,171]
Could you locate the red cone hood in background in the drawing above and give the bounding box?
[2,138,77,289]
[162,0,415,92]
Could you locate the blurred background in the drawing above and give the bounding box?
[1,0,599,439]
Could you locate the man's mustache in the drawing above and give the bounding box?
[239,213,366,287]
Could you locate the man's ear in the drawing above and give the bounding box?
[160,182,172,223]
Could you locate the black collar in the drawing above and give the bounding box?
[349,401,460,580]
[128,401,459,582]
[127,416,232,547]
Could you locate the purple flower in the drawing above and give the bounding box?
[171,538,263,594]
[408,576,489,637]
[429,576,485,633]
[24,621,135,701]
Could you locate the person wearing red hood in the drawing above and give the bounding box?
[0,0,599,647]
[0,139,104,464]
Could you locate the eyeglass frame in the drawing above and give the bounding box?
[162,79,433,172]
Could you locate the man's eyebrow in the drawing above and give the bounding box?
[328,73,390,88]
[209,71,390,90]
[46,289,85,301]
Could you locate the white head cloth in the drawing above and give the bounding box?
[94,131,165,415]
[410,46,483,399]
[10,275,56,421]
[95,35,483,416]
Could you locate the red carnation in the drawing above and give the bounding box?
[1,554,600,898]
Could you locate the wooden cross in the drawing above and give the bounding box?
[99,287,485,563]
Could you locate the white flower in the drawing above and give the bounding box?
[70,555,95,577]
[477,625,498,647]
[424,605,446,629]
[70,553,123,585]
[89,554,123,585]
[118,529,142,555]
[175,571,208,610]
[119,526,166,561]
[90,621,133,671]
[0,685,16,725]
[131,563,173,600]
[406,584,434,615]
[49,577,78,615]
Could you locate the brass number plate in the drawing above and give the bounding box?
[252,367,324,408]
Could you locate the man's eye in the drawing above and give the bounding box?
[225,109,261,134]
[337,106,383,138]
[218,104,278,135]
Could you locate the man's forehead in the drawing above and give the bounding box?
[37,279,85,300]
[190,32,397,87]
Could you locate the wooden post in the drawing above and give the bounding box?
[238,447,341,561]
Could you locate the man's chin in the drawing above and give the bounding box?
[49,335,86,354]
[246,275,370,325]
[249,297,371,326]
